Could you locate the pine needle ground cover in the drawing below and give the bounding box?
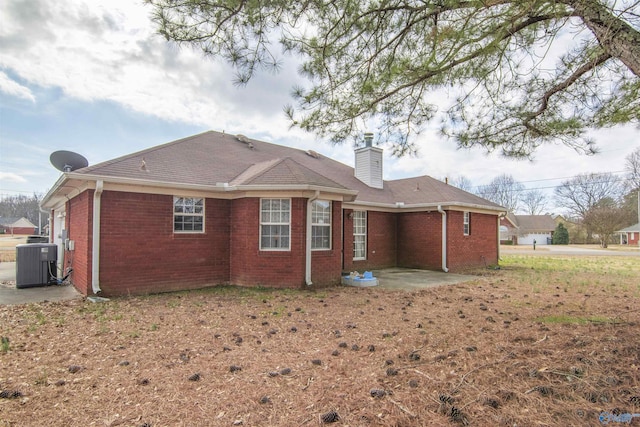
[1,255,639,426]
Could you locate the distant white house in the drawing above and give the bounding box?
[500,214,556,245]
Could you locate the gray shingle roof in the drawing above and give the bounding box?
[510,215,556,232]
[67,130,503,210]
[617,223,640,233]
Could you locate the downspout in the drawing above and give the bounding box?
[437,205,449,273]
[92,180,104,294]
[497,214,503,262]
[305,190,320,286]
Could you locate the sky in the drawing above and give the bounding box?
[1,0,638,214]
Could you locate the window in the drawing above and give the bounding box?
[353,211,366,260]
[173,197,204,232]
[260,198,290,250]
[311,200,331,250]
[463,211,470,236]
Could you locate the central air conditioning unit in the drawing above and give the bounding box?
[15,243,58,288]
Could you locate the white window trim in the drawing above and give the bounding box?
[463,211,470,236]
[311,200,332,250]
[260,198,291,251]
[173,196,205,234]
[353,210,367,260]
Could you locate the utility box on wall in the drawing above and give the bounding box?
[15,243,58,288]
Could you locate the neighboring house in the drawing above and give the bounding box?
[0,217,37,235]
[41,131,506,297]
[617,223,640,246]
[500,213,556,245]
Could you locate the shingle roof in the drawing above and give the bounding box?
[511,215,556,232]
[617,223,640,233]
[0,217,36,227]
[63,130,504,210]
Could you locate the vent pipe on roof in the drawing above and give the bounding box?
[364,132,374,147]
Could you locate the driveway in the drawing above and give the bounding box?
[0,262,82,306]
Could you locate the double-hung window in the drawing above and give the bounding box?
[311,200,331,250]
[261,198,290,250]
[353,211,366,260]
[173,197,204,232]
[463,211,470,236]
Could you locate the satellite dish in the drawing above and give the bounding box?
[50,151,89,172]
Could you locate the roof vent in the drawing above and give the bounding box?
[139,157,149,172]
[306,150,320,159]
[364,132,374,147]
[236,134,249,143]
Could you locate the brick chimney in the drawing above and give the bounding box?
[354,132,383,189]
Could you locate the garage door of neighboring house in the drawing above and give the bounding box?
[519,233,550,245]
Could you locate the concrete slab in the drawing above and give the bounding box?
[0,262,82,306]
[373,268,477,291]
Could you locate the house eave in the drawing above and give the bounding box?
[345,200,506,214]
[41,173,360,205]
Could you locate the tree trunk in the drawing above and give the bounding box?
[566,0,640,76]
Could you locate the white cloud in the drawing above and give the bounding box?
[0,0,299,136]
[0,71,35,102]
[0,172,27,183]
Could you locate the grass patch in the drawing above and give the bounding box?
[1,336,10,353]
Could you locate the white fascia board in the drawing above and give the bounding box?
[43,173,359,204]
[344,201,506,215]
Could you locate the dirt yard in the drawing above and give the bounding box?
[1,255,639,426]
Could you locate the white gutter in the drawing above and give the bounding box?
[57,172,359,197]
[92,180,104,294]
[437,205,449,273]
[305,190,320,286]
[343,200,505,214]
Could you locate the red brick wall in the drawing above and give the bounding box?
[94,191,231,296]
[229,198,343,288]
[628,231,639,246]
[230,198,305,288]
[66,190,93,295]
[342,210,354,272]
[397,211,443,270]
[1,227,36,235]
[344,210,397,272]
[447,211,498,271]
[310,201,343,286]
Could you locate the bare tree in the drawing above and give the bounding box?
[554,172,625,242]
[554,172,625,219]
[583,198,629,247]
[520,189,548,215]
[0,193,43,225]
[450,176,474,193]
[478,174,524,212]
[626,147,640,191]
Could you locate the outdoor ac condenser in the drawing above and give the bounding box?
[15,243,57,288]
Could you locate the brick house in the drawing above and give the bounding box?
[617,223,640,246]
[41,131,505,297]
[0,217,37,235]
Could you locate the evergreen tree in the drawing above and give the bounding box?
[147,0,640,156]
[552,222,569,245]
